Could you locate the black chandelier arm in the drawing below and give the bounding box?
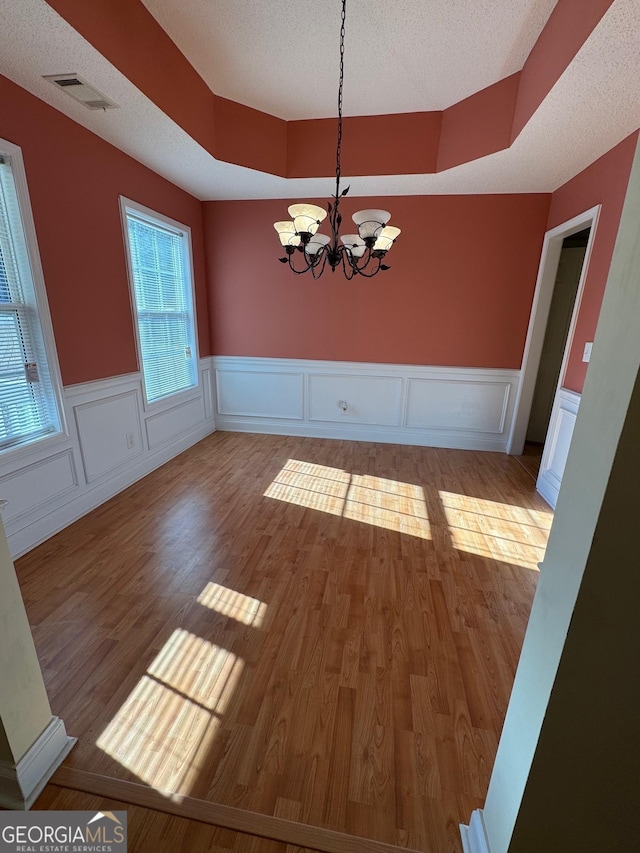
[351,258,388,278]
[332,247,354,280]
[280,246,328,276]
[279,251,311,275]
[280,243,390,278]
[310,250,330,280]
[339,245,390,278]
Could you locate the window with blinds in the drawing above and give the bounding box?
[0,147,61,452]
[122,202,198,404]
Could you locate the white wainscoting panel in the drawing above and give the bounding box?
[0,450,77,524]
[216,369,304,420]
[536,387,581,509]
[212,357,520,452]
[74,390,143,483]
[406,378,510,433]
[0,359,216,558]
[309,374,402,426]
[146,395,204,449]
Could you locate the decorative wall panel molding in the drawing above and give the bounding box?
[308,373,403,426]
[213,357,520,452]
[0,450,77,525]
[536,387,581,508]
[405,378,510,433]
[145,395,204,449]
[0,359,216,558]
[74,390,143,483]
[216,369,304,420]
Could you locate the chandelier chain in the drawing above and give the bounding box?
[335,0,346,200]
[274,0,399,277]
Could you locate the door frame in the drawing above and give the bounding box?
[507,204,601,455]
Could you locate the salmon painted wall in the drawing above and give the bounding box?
[0,74,210,385]
[548,131,639,393]
[205,194,550,368]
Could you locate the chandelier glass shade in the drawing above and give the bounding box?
[274,0,400,279]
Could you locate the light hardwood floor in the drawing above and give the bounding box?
[515,442,543,481]
[20,432,552,852]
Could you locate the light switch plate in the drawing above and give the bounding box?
[582,342,593,363]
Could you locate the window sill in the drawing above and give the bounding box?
[0,428,69,470]
[141,383,202,415]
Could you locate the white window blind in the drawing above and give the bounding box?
[124,208,197,404]
[0,152,60,451]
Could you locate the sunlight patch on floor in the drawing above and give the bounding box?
[97,628,244,797]
[439,490,550,570]
[264,460,431,539]
[345,474,430,538]
[197,582,267,627]
[264,459,351,516]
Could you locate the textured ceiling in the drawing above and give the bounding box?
[138,0,558,119]
[0,0,639,200]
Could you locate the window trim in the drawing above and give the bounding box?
[119,196,200,411]
[0,138,67,461]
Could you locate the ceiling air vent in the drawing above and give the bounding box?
[43,74,119,110]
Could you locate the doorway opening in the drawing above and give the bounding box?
[507,206,600,502]
[522,227,591,476]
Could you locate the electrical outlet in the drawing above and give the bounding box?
[126,432,135,449]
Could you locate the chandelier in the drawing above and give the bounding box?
[273,0,400,279]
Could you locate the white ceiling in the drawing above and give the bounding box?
[0,0,639,201]
[139,0,558,119]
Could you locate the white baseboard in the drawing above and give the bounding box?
[460,809,491,853]
[0,716,76,809]
[215,416,512,452]
[213,357,521,453]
